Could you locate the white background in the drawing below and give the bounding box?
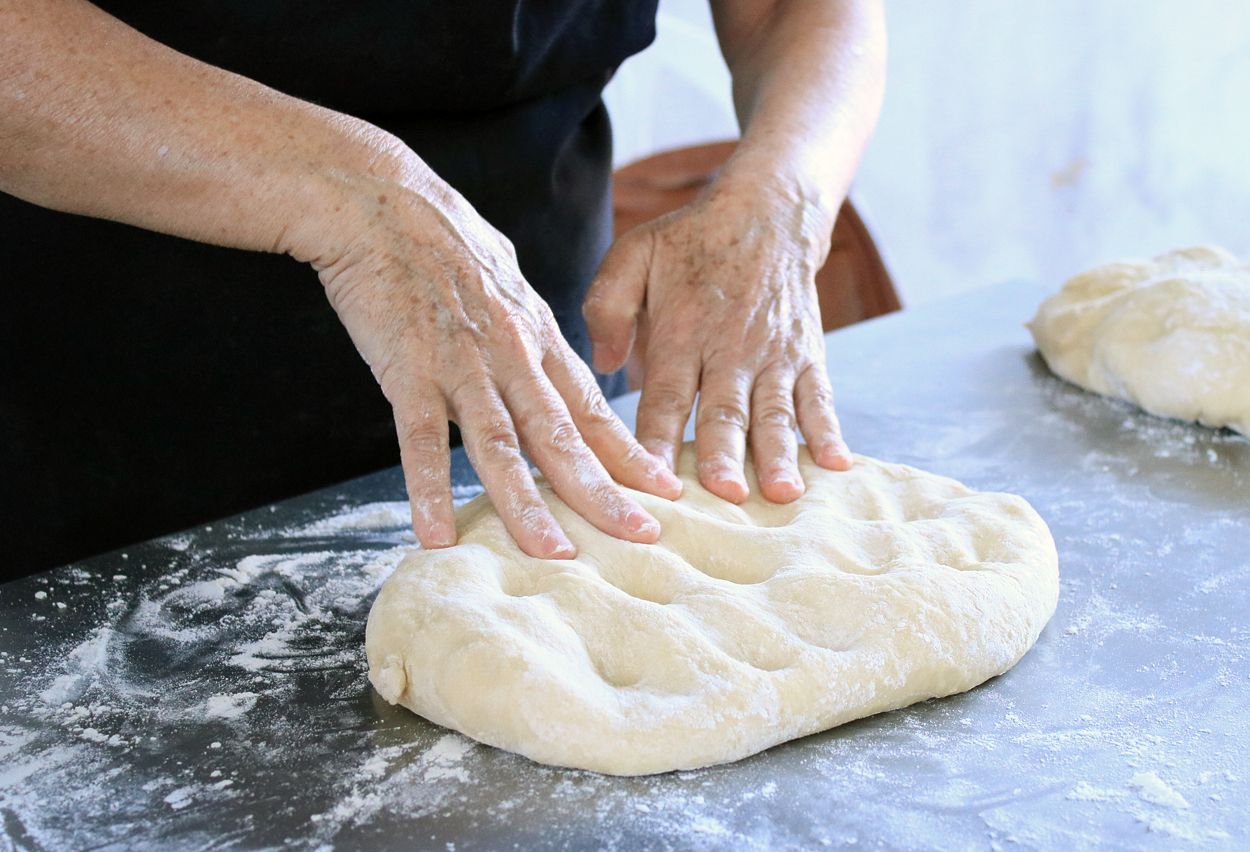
[604,0,1250,306]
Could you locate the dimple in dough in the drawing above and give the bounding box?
[1028,245,1250,435]
[366,444,1059,776]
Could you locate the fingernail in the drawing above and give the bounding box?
[832,438,854,465]
[655,465,682,491]
[816,439,852,468]
[626,509,660,537]
[429,524,456,548]
[706,469,748,501]
[543,530,577,559]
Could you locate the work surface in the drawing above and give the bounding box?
[2,281,1248,851]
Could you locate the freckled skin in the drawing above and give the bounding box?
[0,0,885,557]
[585,0,887,505]
[312,197,673,561]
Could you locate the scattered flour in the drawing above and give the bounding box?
[286,489,482,538]
[203,692,258,720]
[3,440,1247,851]
[1067,781,1124,803]
[2,524,421,852]
[294,502,413,536]
[1130,771,1191,809]
[420,734,474,783]
[39,625,113,706]
[161,534,193,552]
[163,786,196,810]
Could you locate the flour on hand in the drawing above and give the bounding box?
[1029,245,1250,435]
[366,444,1058,776]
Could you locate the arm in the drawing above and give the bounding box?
[584,0,886,501]
[0,0,681,557]
[713,0,886,240]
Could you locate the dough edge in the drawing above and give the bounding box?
[367,447,1059,776]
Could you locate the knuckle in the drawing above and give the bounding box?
[546,419,583,455]
[587,292,633,325]
[617,438,653,468]
[507,498,555,533]
[645,385,691,415]
[499,318,540,359]
[447,369,494,407]
[582,284,608,313]
[798,365,835,395]
[698,403,749,431]
[474,423,522,461]
[812,381,836,403]
[532,299,560,331]
[582,476,622,507]
[371,357,405,395]
[408,489,451,517]
[800,383,836,412]
[398,421,445,456]
[754,404,796,429]
[580,391,618,427]
[598,491,634,518]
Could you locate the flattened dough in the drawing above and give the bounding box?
[367,445,1058,775]
[1029,245,1250,434]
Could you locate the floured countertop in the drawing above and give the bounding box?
[2,281,1249,851]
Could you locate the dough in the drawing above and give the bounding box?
[1028,245,1250,434]
[367,445,1058,776]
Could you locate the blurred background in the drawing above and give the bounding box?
[604,0,1250,306]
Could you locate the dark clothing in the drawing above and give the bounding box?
[0,1,658,579]
[91,0,657,115]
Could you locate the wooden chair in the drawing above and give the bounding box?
[612,140,901,388]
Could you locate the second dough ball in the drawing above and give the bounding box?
[1028,245,1250,434]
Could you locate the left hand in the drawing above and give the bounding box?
[583,178,854,505]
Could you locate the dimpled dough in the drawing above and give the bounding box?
[1028,245,1250,435]
[366,445,1058,776]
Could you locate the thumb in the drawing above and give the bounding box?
[583,232,651,374]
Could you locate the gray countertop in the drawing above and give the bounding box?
[2,280,1248,851]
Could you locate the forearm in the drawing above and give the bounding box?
[1,0,682,557]
[0,0,440,268]
[710,0,886,243]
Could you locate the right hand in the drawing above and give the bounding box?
[309,169,683,559]
[0,0,681,560]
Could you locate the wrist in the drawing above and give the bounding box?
[280,122,455,272]
[710,151,840,261]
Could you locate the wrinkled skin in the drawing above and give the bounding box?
[316,179,683,558]
[1,0,885,558]
[585,179,853,504]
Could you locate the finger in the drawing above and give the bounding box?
[451,372,577,559]
[749,364,805,503]
[502,364,662,545]
[583,233,651,374]
[795,363,853,470]
[394,388,457,548]
[634,350,699,472]
[694,364,752,503]
[543,346,683,500]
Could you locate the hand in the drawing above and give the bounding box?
[313,172,682,558]
[583,178,853,504]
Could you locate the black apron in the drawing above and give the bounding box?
[0,1,658,578]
